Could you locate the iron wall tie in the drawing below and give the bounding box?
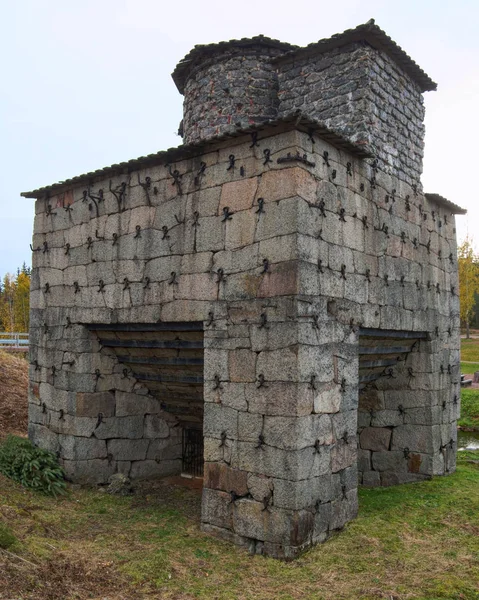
[262,258,269,273]
[256,374,267,388]
[137,173,152,206]
[258,313,268,329]
[227,154,235,171]
[222,206,233,221]
[256,434,265,449]
[194,162,206,186]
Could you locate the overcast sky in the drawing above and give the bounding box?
[1,0,477,277]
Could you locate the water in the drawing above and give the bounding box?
[458,429,479,451]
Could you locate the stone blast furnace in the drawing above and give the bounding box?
[23,20,466,558]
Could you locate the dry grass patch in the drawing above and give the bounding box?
[1,457,478,600]
[0,349,28,438]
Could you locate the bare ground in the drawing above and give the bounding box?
[0,350,28,438]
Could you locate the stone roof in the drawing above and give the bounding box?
[21,113,373,199]
[274,19,437,93]
[172,35,297,94]
[424,193,467,215]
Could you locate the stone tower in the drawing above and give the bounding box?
[23,20,465,559]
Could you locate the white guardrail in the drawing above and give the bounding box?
[0,332,29,349]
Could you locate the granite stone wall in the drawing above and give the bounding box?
[181,45,285,145]
[276,43,426,186]
[28,125,460,557]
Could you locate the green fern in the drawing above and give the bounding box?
[0,435,66,497]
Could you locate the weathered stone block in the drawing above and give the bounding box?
[247,473,272,502]
[76,391,116,417]
[201,488,234,530]
[362,471,381,487]
[273,475,332,509]
[115,392,161,417]
[94,416,144,440]
[203,404,238,439]
[257,167,316,204]
[359,427,392,451]
[107,439,149,461]
[128,459,179,479]
[204,463,249,496]
[371,450,407,472]
[229,349,256,382]
[59,435,107,461]
[144,415,170,439]
[220,177,258,212]
[331,440,357,473]
[62,458,114,484]
[329,489,358,531]
[391,425,437,454]
[233,498,312,545]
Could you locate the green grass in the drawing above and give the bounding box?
[1,454,479,600]
[459,388,479,430]
[461,362,479,374]
[0,520,17,549]
[461,337,479,362]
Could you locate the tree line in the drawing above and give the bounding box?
[458,237,479,337]
[0,264,31,333]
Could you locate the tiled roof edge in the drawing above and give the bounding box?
[172,35,298,93]
[273,19,437,93]
[21,113,373,198]
[424,193,467,215]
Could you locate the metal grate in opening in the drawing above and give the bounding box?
[182,428,204,477]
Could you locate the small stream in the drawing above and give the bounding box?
[458,429,479,451]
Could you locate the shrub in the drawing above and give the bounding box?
[0,435,66,497]
[0,521,17,549]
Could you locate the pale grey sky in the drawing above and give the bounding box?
[1,0,477,277]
